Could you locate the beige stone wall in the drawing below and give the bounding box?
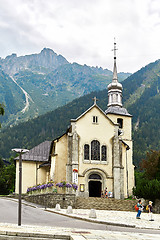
[106,113,134,197]
[15,160,47,194]
[106,113,132,140]
[51,135,68,184]
[73,106,115,193]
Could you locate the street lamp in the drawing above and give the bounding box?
[12,148,29,226]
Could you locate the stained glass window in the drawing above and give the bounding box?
[91,140,100,160]
[84,144,89,160]
[101,145,107,161]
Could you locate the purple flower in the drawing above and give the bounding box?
[47,183,53,188]
[65,183,72,188]
[72,184,78,190]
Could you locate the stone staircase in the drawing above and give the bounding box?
[75,197,136,212]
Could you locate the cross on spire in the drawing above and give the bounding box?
[112,38,118,59]
[111,38,118,83]
[92,96,98,105]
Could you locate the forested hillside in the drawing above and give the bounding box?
[122,59,160,164]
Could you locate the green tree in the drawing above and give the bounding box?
[0,103,5,116]
[140,149,160,180]
[0,103,5,128]
[133,172,160,201]
[133,150,160,201]
[0,157,15,195]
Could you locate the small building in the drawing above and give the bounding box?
[15,41,134,199]
[15,141,51,193]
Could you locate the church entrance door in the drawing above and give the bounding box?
[89,181,101,197]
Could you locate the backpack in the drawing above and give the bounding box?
[135,204,139,211]
[146,205,149,211]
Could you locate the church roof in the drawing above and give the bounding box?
[105,106,132,117]
[15,141,51,162]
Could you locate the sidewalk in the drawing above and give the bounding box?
[0,218,160,240]
[48,208,160,230]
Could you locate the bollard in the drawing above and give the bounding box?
[55,203,61,211]
[66,206,73,214]
[89,209,97,218]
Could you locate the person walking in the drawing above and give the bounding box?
[148,201,154,221]
[104,187,108,198]
[136,200,143,219]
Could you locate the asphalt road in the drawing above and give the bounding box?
[0,198,160,235]
[0,198,107,230]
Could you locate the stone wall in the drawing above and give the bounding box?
[76,197,136,211]
[24,193,76,209]
[155,199,160,214]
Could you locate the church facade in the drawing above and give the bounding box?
[15,42,134,199]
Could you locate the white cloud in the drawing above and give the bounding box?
[0,0,160,73]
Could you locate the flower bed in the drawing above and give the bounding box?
[56,181,78,191]
[27,181,78,195]
[27,181,54,194]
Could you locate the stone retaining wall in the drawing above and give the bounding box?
[155,199,160,214]
[75,197,136,211]
[24,193,76,209]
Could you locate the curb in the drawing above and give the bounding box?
[0,230,70,239]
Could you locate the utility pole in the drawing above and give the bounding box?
[12,148,29,226]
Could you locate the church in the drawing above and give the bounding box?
[15,42,134,199]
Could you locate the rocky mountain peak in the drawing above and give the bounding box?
[40,48,56,55]
[5,53,17,60]
[0,49,69,75]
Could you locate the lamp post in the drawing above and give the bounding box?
[12,148,29,226]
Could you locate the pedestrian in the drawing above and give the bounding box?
[136,200,143,219]
[101,190,104,198]
[148,201,154,221]
[104,187,108,198]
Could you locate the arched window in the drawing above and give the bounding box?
[89,174,101,179]
[91,140,100,160]
[117,118,123,128]
[101,145,107,161]
[84,144,89,160]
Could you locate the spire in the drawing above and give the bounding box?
[105,39,132,117]
[107,39,123,108]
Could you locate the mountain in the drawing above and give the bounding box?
[0,48,68,75]
[1,58,160,166]
[0,49,130,128]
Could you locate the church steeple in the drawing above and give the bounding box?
[107,40,123,108]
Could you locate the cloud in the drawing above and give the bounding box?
[0,0,160,73]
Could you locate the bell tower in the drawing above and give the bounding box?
[105,39,134,199]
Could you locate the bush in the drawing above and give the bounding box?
[133,171,160,201]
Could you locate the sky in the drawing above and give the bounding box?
[0,0,160,73]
